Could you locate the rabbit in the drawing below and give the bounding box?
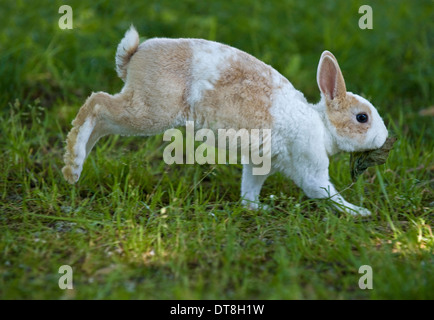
[62,26,388,216]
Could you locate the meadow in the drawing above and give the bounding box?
[0,0,433,299]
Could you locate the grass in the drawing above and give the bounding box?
[0,0,433,299]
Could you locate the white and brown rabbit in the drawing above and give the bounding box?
[62,26,388,216]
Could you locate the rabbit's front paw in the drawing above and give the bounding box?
[346,205,371,217]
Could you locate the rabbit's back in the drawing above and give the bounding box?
[125,38,303,131]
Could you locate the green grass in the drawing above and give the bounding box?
[0,0,433,299]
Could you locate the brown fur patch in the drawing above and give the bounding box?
[62,125,79,177]
[123,39,193,133]
[326,94,372,138]
[195,51,273,130]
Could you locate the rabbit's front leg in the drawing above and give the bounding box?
[288,156,371,216]
[302,174,371,216]
[303,176,371,216]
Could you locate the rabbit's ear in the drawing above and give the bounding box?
[319,50,337,62]
[317,51,346,101]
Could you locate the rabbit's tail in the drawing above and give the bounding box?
[115,25,140,82]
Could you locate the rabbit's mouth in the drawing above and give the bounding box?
[349,136,397,182]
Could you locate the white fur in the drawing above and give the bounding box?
[72,117,95,181]
[240,54,387,216]
[240,86,373,216]
[188,40,237,116]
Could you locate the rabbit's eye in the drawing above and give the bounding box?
[356,113,368,123]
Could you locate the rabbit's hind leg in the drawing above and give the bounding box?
[62,91,138,184]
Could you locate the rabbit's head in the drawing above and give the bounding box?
[317,51,388,152]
